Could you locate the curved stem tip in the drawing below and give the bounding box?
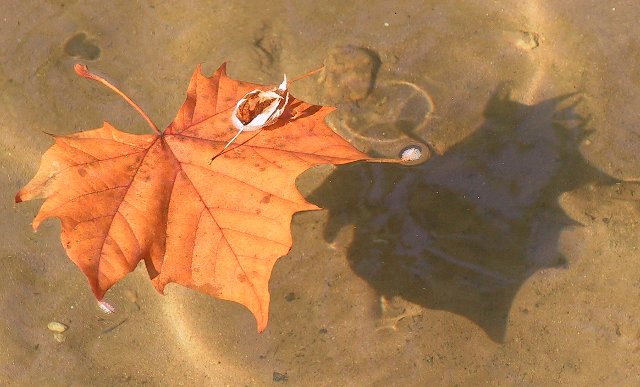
[74,64,160,135]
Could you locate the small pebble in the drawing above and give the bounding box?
[321,45,380,103]
[47,321,68,333]
[53,333,66,343]
[514,30,540,50]
[273,372,288,382]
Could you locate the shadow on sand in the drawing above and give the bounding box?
[308,87,618,342]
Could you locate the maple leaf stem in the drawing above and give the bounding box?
[74,64,161,135]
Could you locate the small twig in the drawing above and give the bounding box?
[289,66,324,84]
[209,129,265,164]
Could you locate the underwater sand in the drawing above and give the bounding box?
[2,1,639,385]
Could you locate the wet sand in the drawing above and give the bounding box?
[2,1,639,385]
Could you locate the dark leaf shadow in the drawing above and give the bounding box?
[307,87,618,342]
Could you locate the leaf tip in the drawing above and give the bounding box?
[217,62,228,76]
[151,276,168,295]
[256,316,268,333]
[31,214,45,231]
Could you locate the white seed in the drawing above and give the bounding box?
[47,321,68,333]
[400,145,422,162]
[98,300,115,314]
[53,333,66,343]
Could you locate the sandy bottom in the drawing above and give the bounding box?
[2,1,640,385]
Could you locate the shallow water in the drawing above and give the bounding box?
[2,1,640,385]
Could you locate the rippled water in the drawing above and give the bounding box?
[2,1,639,385]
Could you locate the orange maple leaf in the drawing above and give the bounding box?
[16,63,369,332]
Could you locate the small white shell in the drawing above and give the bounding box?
[47,321,68,333]
[53,333,66,343]
[400,145,422,162]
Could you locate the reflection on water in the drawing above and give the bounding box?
[309,87,618,341]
